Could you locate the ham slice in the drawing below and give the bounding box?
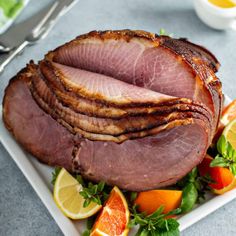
[2,30,222,191]
[39,60,197,118]
[3,73,74,171]
[76,121,208,191]
[48,30,221,133]
[32,62,212,142]
[3,70,209,190]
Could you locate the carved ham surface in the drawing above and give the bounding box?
[2,30,222,191]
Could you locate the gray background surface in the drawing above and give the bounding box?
[0,0,236,235]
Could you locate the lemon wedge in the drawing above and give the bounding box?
[223,118,236,150]
[53,168,102,219]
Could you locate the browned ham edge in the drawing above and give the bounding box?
[38,60,213,129]
[47,30,221,134]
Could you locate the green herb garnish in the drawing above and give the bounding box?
[130,191,138,202]
[177,167,212,213]
[51,167,62,185]
[159,28,173,37]
[210,135,236,175]
[78,178,110,207]
[129,205,181,236]
[82,216,96,236]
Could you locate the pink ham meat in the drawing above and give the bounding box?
[76,122,208,190]
[3,69,210,190]
[2,30,222,191]
[3,71,74,170]
[48,30,222,134]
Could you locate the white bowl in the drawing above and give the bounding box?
[194,0,236,30]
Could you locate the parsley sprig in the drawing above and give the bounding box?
[159,28,173,37]
[51,167,62,185]
[129,205,181,236]
[79,180,109,207]
[210,135,236,175]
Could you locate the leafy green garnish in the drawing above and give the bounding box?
[130,192,138,202]
[51,167,62,185]
[210,135,236,175]
[159,28,173,37]
[82,216,96,236]
[177,167,212,213]
[129,205,181,236]
[79,179,110,207]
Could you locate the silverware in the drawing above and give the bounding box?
[0,2,58,52]
[0,27,52,73]
[0,0,78,73]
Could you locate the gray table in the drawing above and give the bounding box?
[1,0,236,235]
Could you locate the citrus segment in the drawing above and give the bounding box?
[91,186,129,236]
[134,190,182,215]
[53,168,101,219]
[198,155,236,194]
[223,119,236,150]
[221,100,236,126]
[214,100,236,143]
[212,177,236,194]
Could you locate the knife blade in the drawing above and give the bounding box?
[0,1,59,52]
[0,0,78,73]
[0,0,78,52]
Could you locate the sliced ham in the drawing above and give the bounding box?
[3,69,209,190]
[3,72,74,170]
[32,62,212,141]
[42,60,179,107]
[76,120,208,191]
[2,30,222,191]
[39,60,196,118]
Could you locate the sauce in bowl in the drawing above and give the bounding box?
[208,0,236,8]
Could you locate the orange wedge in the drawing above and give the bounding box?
[221,99,236,126]
[214,99,236,142]
[198,155,236,194]
[90,186,129,236]
[134,190,182,215]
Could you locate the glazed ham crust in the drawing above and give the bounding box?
[2,30,222,191]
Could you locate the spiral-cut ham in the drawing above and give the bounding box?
[2,30,222,191]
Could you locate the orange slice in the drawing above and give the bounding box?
[214,99,236,142]
[221,99,236,126]
[134,190,182,215]
[198,155,236,194]
[90,186,129,236]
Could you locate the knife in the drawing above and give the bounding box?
[0,1,58,52]
[0,0,78,72]
[0,0,78,52]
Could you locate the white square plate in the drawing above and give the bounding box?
[1,96,236,235]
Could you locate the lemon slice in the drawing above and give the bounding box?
[53,168,102,219]
[223,118,236,150]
